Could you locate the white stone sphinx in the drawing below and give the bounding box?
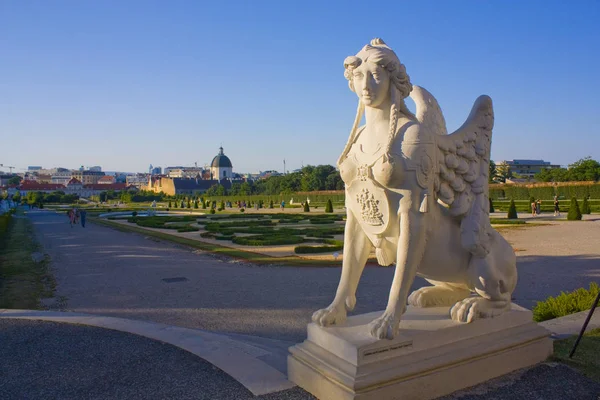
[288,39,552,400]
[311,38,517,340]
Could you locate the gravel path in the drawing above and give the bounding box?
[0,319,313,400]
[30,211,600,342]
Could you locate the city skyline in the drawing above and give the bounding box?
[2,1,599,172]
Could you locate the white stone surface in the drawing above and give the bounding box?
[313,38,518,339]
[290,305,553,400]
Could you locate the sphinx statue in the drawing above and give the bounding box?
[312,38,517,340]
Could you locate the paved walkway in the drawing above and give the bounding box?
[30,210,600,343]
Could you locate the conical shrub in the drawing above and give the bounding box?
[567,198,582,220]
[325,199,333,213]
[489,198,494,213]
[581,197,591,214]
[304,202,310,212]
[507,199,518,219]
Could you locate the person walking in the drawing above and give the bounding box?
[68,208,76,227]
[536,200,541,215]
[531,200,537,217]
[80,209,87,228]
[554,196,561,216]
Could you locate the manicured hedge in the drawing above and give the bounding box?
[295,244,343,254]
[490,183,600,201]
[232,234,305,246]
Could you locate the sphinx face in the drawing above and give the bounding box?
[351,62,390,108]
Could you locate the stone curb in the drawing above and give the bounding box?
[0,309,295,396]
[539,308,600,339]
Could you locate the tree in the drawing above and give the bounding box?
[567,197,582,220]
[303,201,310,212]
[99,192,107,202]
[269,200,274,209]
[325,199,333,213]
[187,199,191,208]
[581,197,591,214]
[489,198,494,213]
[168,200,172,208]
[489,161,497,183]
[174,201,178,208]
[194,200,199,209]
[181,200,185,208]
[567,157,600,181]
[507,199,518,219]
[495,162,512,183]
[8,176,22,186]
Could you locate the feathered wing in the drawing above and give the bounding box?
[411,86,494,258]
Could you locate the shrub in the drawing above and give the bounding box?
[532,282,600,322]
[232,234,304,246]
[294,244,344,254]
[177,226,199,233]
[194,200,198,209]
[132,211,138,217]
[325,199,333,213]
[240,208,245,213]
[168,201,172,208]
[269,200,274,209]
[304,202,310,212]
[489,198,494,213]
[210,209,216,214]
[202,201,206,209]
[507,199,518,219]
[581,197,591,214]
[567,197,582,220]
[489,219,526,225]
[220,201,225,210]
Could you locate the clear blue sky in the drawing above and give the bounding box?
[1,0,599,174]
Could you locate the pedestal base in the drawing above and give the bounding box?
[288,305,552,400]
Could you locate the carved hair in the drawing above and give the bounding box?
[338,38,414,166]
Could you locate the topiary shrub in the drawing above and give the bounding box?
[581,197,591,214]
[240,208,245,213]
[294,244,343,254]
[168,201,172,208]
[269,200,274,209]
[507,199,518,219]
[210,209,216,214]
[532,282,600,322]
[325,199,333,213]
[132,211,138,217]
[220,201,225,210]
[567,197,582,220]
[202,200,206,209]
[304,202,310,212]
[489,198,494,213]
[194,200,198,209]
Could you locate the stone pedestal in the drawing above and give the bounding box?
[288,305,552,400]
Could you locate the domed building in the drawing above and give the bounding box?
[210,146,233,180]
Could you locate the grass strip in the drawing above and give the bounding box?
[0,212,55,309]
[553,328,600,382]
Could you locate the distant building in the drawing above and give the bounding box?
[89,166,102,172]
[498,159,561,179]
[210,147,233,179]
[151,166,162,175]
[27,166,42,171]
[71,170,106,185]
[126,173,150,189]
[97,175,116,185]
[144,176,239,196]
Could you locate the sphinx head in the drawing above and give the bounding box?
[344,38,412,108]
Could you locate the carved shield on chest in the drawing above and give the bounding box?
[346,179,390,235]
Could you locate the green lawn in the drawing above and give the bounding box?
[553,328,600,381]
[0,212,55,309]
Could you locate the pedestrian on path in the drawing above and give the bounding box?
[536,200,541,215]
[68,209,76,227]
[531,200,537,216]
[554,196,561,216]
[80,209,87,228]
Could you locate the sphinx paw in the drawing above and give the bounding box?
[312,304,347,327]
[369,312,399,340]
